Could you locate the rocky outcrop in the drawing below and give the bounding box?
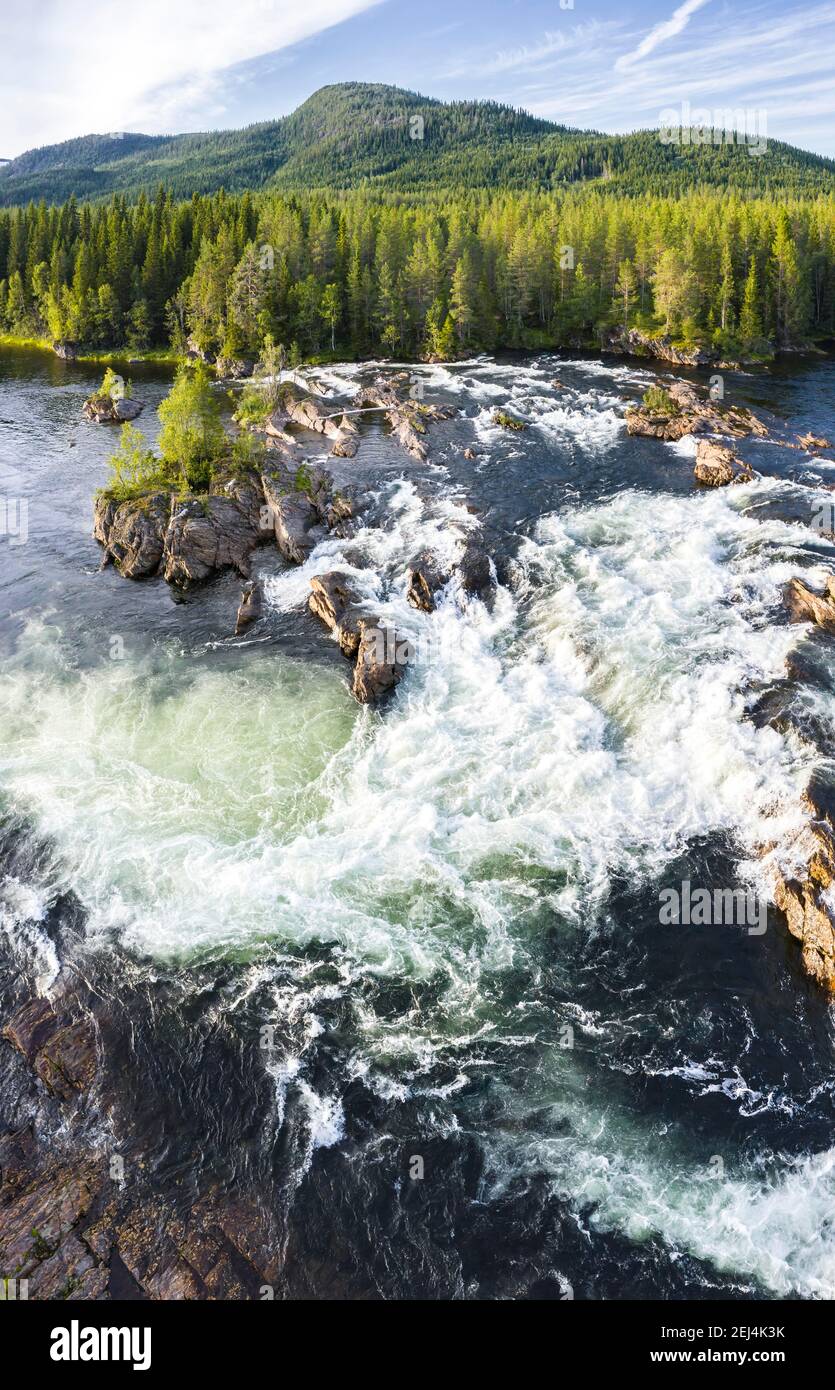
[352,620,409,703]
[82,395,143,424]
[93,492,170,578]
[606,327,750,368]
[457,541,495,604]
[215,356,254,380]
[783,575,835,629]
[271,386,359,458]
[354,378,452,462]
[799,432,832,452]
[308,573,409,703]
[309,572,366,657]
[163,494,263,586]
[0,983,282,1301]
[694,440,753,487]
[261,465,325,565]
[771,777,835,992]
[407,557,447,613]
[627,378,768,442]
[235,580,262,635]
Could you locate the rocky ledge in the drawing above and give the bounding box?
[693,439,753,488]
[94,461,351,587]
[770,777,835,992]
[0,982,282,1300]
[606,327,762,368]
[626,378,768,442]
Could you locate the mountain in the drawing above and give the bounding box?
[1,82,834,206]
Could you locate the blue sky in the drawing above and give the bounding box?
[2,0,833,159]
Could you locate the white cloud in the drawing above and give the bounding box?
[0,0,384,155]
[615,0,712,71]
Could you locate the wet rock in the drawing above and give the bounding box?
[163,494,262,587]
[272,386,359,457]
[352,620,410,704]
[83,395,143,424]
[309,572,366,657]
[694,440,753,487]
[355,380,431,461]
[771,776,835,991]
[235,580,262,636]
[261,470,320,565]
[53,340,78,361]
[3,997,97,1100]
[93,492,170,578]
[406,557,447,613]
[457,541,495,603]
[783,575,835,629]
[463,447,479,460]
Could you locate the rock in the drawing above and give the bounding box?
[53,340,78,361]
[694,439,753,487]
[627,378,768,442]
[163,494,263,587]
[272,386,359,457]
[308,572,366,657]
[406,557,447,613]
[493,410,527,431]
[93,492,170,578]
[83,394,143,424]
[261,470,320,565]
[186,336,216,364]
[606,327,726,368]
[355,380,432,461]
[463,447,479,460]
[783,575,835,629]
[235,580,262,636]
[457,541,495,603]
[352,620,410,703]
[799,432,832,451]
[3,997,97,1101]
[770,775,835,991]
[216,357,254,380]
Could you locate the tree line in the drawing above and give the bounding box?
[0,185,833,362]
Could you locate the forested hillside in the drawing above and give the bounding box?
[1,82,834,206]
[1,183,832,363]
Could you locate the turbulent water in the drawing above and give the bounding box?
[2,344,835,1299]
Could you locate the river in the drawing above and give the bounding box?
[2,343,835,1299]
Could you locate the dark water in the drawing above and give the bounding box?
[2,345,835,1299]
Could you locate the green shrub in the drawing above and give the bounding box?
[100,424,168,501]
[641,386,678,416]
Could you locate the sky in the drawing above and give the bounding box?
[1,0,833,160]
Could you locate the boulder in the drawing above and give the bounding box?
[694,439,753,487]
[261,470,321,565]
[352,620,410,704]
[163,494,263,587]
[83,394,143,423]
[308,572,366,656]
[216,357,254,380]
[457,541,495,603]
[493,410,527,432]
[770,775,835,991]
[627,378,768,442]
[406,557,447,613]
[93,491,170,578]
[783,575,835,629]
[53,340,78,361]
[799,432,832,451]
[235,580,262,636]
